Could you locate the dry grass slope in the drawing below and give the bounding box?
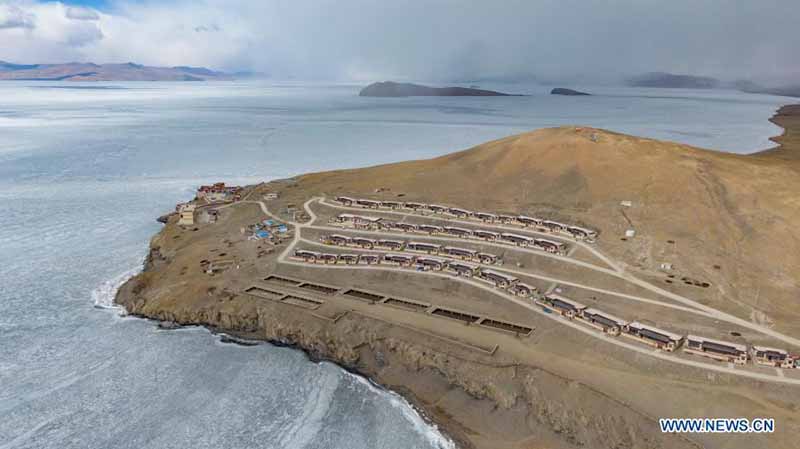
[298,111,800,336]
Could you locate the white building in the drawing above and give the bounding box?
[177,204,196,226]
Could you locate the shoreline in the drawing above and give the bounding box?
[112,103,800,449]
[759,103,800,159]
[94,242,464,446]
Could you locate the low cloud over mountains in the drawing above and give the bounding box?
[0,0,798,85]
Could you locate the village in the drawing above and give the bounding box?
[289,196,800,371]
[174,182,292,244]
[170,185,800,382]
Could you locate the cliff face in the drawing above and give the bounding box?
[116,254,695,449]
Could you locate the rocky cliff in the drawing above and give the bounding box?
[117,243,699,449]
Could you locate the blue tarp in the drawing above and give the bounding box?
[263,219,275,226]
[256,230,271,238]
[277,225,288,233]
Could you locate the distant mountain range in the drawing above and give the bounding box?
[3,61,794,98]
[626,73,800,97]
[627,72,720,89]
[0,61,234,81]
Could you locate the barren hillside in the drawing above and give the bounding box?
[297,114,800,335]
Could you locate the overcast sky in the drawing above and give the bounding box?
[1,0,798,84]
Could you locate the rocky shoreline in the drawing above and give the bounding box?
[118,243,706,449]
[117,278,472,448]
[117,245,469,447]
[765,104,800,158]
[128,309,462,446]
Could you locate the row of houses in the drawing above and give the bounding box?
[292,249,537,299]
[536,296,799,369]
[320,234,502,265]
[332,214,569,255]
[291,246,797,370]
[334,196,597,242]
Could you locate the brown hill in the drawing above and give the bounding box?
[297,110,800,335]
[115,106,800,449]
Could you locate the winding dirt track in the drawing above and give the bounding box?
[241,197,800,385]
[312,199,800,349]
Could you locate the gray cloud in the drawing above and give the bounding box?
[65,23,104,46]
[65,6,100,21]
[0,4,35,29]
[1,0,798,86]
[116,0,789,86]
[194,24,220,33]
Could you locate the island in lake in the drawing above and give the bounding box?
[359,81,517,97]
[117,105,800,449]
[550,87,591,96]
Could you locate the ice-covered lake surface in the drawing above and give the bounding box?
[0,80,789,448]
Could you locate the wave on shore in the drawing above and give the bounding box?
[344,368,457,449]
[92,266,456,448]
[91,265,141,310]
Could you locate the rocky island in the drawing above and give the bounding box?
[359,81,517,97]
[550,87,591,96]
[117,106,800,449]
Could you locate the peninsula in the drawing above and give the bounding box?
[359,81,516,97]
[117,106,800,449]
